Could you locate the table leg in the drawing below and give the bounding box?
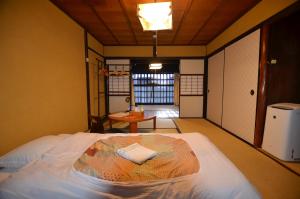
[109,119,112,130]
[130,122,138,133]
[153,116,156,129]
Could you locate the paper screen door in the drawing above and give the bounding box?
[222,30,260,144]
[179,59,204,118]
[107,59,130,113]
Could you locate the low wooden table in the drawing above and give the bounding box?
[108,112,156,133]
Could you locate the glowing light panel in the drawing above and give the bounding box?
[149,63,163,70]
[138,2,172,31]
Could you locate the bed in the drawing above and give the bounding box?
[0,132,260,199]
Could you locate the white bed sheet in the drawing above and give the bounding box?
[0,132,260,199]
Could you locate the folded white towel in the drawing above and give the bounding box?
[117,143,157,164]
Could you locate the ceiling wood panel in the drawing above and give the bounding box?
[171,0,193,44]
[173,0,221,44]
[190,0,262,44]
[119,0,138,44]
[50,0,261,45]
[87,0,136,44]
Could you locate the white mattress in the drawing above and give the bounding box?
[0,132,260,199]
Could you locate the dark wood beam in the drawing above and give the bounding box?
[84,30,91,129]
[119,0,138,44]
[254,24,270,147]
[171,0,193,44]
[203,57,208,118]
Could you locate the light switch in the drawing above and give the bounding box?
[270,59,277,64]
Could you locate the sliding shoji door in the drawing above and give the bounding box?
[179,59,204,117]
[222,30,260,143]
[207,50,224,125]
[106,59,130,113]
[89,53,106,118]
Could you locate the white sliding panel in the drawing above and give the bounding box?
[179,59,204,117]
[109,96,129,113]
[107,59,130,113]
[180,96,203,117]
[207,50,224,125]
[222,30,260,144]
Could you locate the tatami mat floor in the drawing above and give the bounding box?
[173,119,300,199]
[141,105,179,118]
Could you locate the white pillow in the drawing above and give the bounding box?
[0,135,67,169]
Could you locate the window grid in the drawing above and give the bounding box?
[108,64,130,96]
[133,74,174,104]
[180,75,203,96]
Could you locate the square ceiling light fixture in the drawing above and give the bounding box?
[149,62,163,70]
[137,2,172,31]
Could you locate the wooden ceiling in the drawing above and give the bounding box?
[50,0,261,46]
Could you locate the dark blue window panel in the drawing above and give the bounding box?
[133,73,174,105]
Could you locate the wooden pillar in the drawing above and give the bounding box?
[254,25,270,147]
[203,57,208,118]
[84,30,91,129]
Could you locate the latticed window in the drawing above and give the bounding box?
[133,73,174,104]
[108,64,130,96]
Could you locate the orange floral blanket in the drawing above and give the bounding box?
[74,134,199,182]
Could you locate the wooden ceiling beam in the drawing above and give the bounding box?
[189,0,224,44]
[171,0,193,44]
[119,0,138,44]
[83,0,120,45]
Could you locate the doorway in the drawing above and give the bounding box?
[133,73,174,104]
[131,59,179,118]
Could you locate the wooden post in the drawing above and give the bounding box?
[153,116,157,129]
[84,30,91,129]
[254,24,270,147]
